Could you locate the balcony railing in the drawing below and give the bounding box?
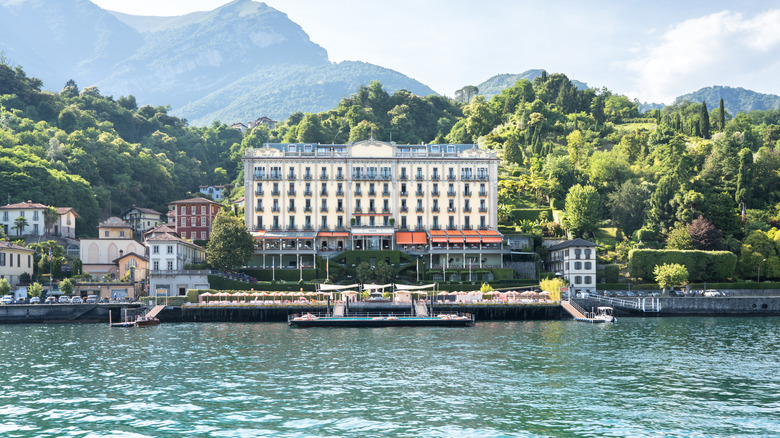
[400,191,408,197]
[463,191,472,197]
[415,191,424,196]
[304,174,313,180]
[447,175,456,181]
[479,207,487,213]
[464,207,472,212]
[447,191,456,197]
[255,206,264,212]
[288,174,296,180]
[368,190,376,196]
[477,175,488,181]
[337,190,344,196]
[382,208,391,213]
[416,175,424,181]
[320,174,328,180]
[382,191,390,196]
[255,190,264,196]
[400,206,408,212]
[304,207,312,212]
[416,207,424,212]
[304,190,312,196]
[479,191,487,197]
[400,175,408,181]
[287,190,296,196]
[336,207,344,212]
[448,207,456,213]
[432,191,440,197]
[320,207,328,212]
[320,190,328,196]
[271,190,280,196]
[432,206,440,212]
[272,207,280,212]
[431,175,439,181]
[354,207,362,213]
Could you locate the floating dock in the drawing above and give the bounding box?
[288,312,475,328]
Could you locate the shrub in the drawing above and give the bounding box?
[628,249,736,282]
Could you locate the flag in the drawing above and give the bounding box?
[326,257,329,277]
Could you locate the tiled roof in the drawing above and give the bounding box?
[0,241,36,252]
[112,252,149,263]
[125,206,162,216]
[167,197,221,205]
[232,196,245,204]
[547,238,598,251]
[54,207,81,218]
[0,201,47,210]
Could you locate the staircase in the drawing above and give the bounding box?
[333,301,345,317]
[145,305,166,319]
[415,301,428,316]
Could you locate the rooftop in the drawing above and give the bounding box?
[547,238,598,251]
[167,197,221,206]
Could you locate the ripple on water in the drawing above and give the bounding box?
[1,319,780,437]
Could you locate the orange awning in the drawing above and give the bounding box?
[465,237,481,243]
[411,232,427,244]
[431,237,448,243]
[445,230,464,243]
[462,229,479,236]
[477,230,501,236]
[318,231,333,237]
[332,232,349,237]
[429,229,446,236]
[482,237,502,243]
[396,232,414,244]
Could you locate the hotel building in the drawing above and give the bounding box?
[242,139,508,270]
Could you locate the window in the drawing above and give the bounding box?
[104,230,109,237]
[153,246,159,254]
[181,206,186,214]
[337,216,343,228]
[200,231,206,240]
[201,205,206,214]
[167,245,173,254]
[401,216,407,228]
[585,249,592,259]
[575,276,581,284]
[152,261,159,270]
[167,261,173,270]
[2,212,7,221]
[33,211,39,220]
[575,249,581,259]
[119,230,124,237]
[575,262,582,270]
[585,262,592,270]
[33,224,39,234]
[191,217,196,226]
[20,211,24,218]
[417,216,423,228]
[289,216,295,228]
[584,276,591,284]
[191,206,196,214]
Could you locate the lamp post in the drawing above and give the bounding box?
[758,258,766,282]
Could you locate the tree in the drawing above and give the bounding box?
[539,277,567,301]
[59,278,74,296]
[735,148,753,219]
[206,210,254,271]
[565,184,601,237]
[688,216,723,250]
[503,137,522,165]
[654,263,689,295]
[0,278,10,296]
[374,261,392,284]
[666,225,693,250]
[356,262,373,284]
[566,130,589,168]
[14,216,28,236]
[608,181,651,237]
[28,282,43,298]
[43,206,58,236]
[699,100,710,139]
[646,177,678,232]
[718,98,726,131]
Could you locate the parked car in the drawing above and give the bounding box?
[29,297,40,304]
[1,295,14,305]
[58,296,71,304]
[44,296,57,304]
[85,295,97,304]
[71,296,84,304]
[704,290,724,297]
[15,297,28,304]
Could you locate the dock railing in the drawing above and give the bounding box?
[589,295,661,313]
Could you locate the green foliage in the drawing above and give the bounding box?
[653,263,689,290]
[206,210,254,271]
[603,264,620,283]
[539,277,566,301]
[479,282,494,293]
[0,279,10,296]
[629,249,736,282]
[59,278,74,295]
[356,262,373,284]
[28,282,43,297]
[565,184,601,237]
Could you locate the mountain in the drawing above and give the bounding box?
[0,0,435,125]
[674,85,780,116]
[476,70,589,99]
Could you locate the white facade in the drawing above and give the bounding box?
[55,208,80,239]
[145,231,208,296]
[546,238,598,295]
[199,185,226,200]
[80,217,141,279]
[0,202,46,237]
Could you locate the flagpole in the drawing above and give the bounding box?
[299,255,303,282]
[272,258,275,282]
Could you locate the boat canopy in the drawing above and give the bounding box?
[317,283,360,291]
[362,283,393,291]
[394,283,436,291]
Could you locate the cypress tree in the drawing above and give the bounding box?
[719,98,726,131]
[700,100,710,139]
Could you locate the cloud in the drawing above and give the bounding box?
[624,9,780,103]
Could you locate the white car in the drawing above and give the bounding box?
[58,296,71,304]
[29,297,41,304]
[1,295,14,305]
[71,296,84,304]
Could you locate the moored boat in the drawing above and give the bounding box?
[288,312,475,327]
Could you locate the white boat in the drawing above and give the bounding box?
[593,306,616,323]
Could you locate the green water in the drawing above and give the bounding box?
[1,318,779,437]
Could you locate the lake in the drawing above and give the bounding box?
[1,317,779,437]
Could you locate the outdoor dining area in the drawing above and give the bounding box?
[432,290,553,303]
[196,291,333,305]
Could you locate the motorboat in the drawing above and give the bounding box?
[593,306,616,323]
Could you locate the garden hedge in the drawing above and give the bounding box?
[628,249,736,282]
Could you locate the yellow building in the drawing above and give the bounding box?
[0,241,35,286]
[242,139,508,269]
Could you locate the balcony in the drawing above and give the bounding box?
[400,191,408,197]
[382,208,391,213]
[303,225,313,230]
[415,225,426,231]
[463,224,473,230]
[304,190,312,196]
[336,207,344,212]
[462,175,473,181]
[382,191,390,196]
[287,225,297,231]
[355,190,362,196]
[320,174,328,180]
[432,206,440,212]
[447,175,456,181]
[304,174,313,180]
[447,225,457,230]
[255,190,264,196]
[368,207,376,213]
[431,225,441,230]
[336,174,344,180]
[416,207,424,213]
[477,175,488,181]
[287,190,296,196]
[336,225,345,230]
[255,206,264,212]
[368,190,376,196]
[271,225,281,231]
[271,190,280,196]
[479,191,487,197]
[416,175,424,181]
[320,207,328,213]
[253,173,266,180]
[304,207,312,213]
[415,191,424,197]
[354,207,362,213]
[269,173,282,180]
[463,191,472,197]
[320,190,328,196]
[479,207,488,213]
[400,175,408,181]
[464,207,472,212]
[287,174,296,181]
[478,225,489,230]
[400,206,408,212]
[448,207,456,213]
[447,191,456,197]
[431,190,440,197]
[337,190,344,196]
[431,175,439,181]
[272,207,280,212]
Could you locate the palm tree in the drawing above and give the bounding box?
[14,216,28,236]
[44,207,58,236]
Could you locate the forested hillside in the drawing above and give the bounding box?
[0,63,242,235]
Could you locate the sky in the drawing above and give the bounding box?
[91,0,780,104]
